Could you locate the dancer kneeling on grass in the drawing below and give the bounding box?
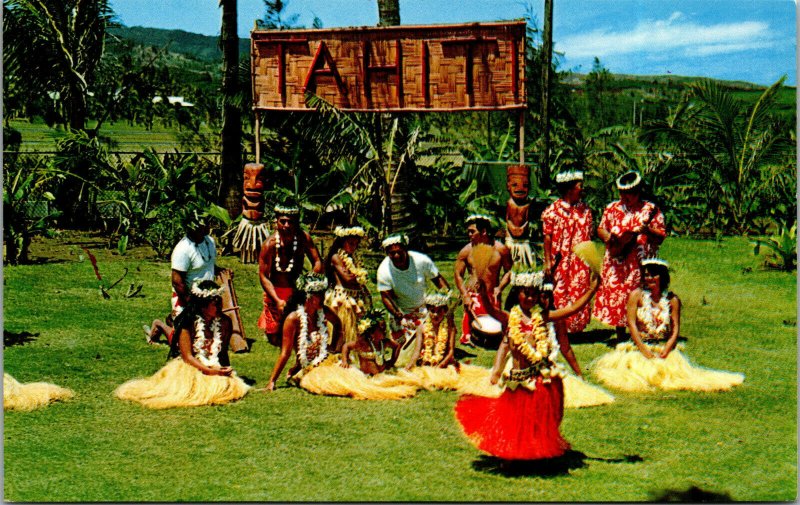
[592,258,744,392]
[115,280,250,409]
[454,271,571,461]
[267,274,416,399]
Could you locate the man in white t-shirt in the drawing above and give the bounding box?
[170,210,230,327]
[377,234,449,365]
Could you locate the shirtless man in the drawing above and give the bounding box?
[454,214,513,346]
[257,204,324,346]
[505,164,536,268]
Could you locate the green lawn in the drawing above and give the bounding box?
[5,118,213,153]
[3,235,796,501]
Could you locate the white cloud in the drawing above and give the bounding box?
[558,13,778,60]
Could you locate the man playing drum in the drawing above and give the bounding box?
[454,214,513,347]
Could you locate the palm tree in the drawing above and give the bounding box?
[219,0,242,217]
[3,0,114,131]
[640,77,794,233]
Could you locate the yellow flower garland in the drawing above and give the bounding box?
[420,317,449,366]
[508,306,553,365]
[339,249,368,286]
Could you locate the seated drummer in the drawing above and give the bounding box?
[340,309,400,375]
[376,234,450,367]
[454,214,512,347]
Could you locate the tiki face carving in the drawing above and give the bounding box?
[242,162,267,220]
[506,165,530,201]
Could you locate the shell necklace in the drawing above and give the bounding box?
[274,232,298,273]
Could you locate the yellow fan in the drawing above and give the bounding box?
[573,241,603,275]
[466,243,495,291]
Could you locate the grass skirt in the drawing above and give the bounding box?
[592,342,745,392]
[325,286,367,347]
[4,373,74,411]
[298,357,419,400]
[445,365,614,407]
[391,364,506,397]
[114,359,250,409]
[454,376,570,460]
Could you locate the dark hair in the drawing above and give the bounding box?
[277,289,308,337]
[168,280,222,359]
[324,236,348,286]
[642,263,670,291]
[556,179,580,197]
[469,218,491,234]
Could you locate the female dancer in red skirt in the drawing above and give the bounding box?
[454,271,570,460]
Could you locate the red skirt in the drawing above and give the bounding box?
[454,376,570,460]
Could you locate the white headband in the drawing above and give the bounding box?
[616,171,642,191]
[297,274,328,293]
[334,226,366,238]
[190,281,225,299]
[642,258,669,269]
[381,234,408,249]
[555,170,584,184]
[511,271,544,288]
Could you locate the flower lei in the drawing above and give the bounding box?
[296,306,329,368]
[420,316,448,366]
[193,316,223,367]
[274,232,298,273]
[339,249,368,286]
[508,306,559,366]
[637,290,671,340]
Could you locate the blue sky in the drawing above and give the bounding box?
[110,0,797,86]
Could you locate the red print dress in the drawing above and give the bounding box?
[541,199,594,333]
[592,200,666,327]
[454,312,570,460]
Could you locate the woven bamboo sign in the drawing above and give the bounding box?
[251,21,526,112]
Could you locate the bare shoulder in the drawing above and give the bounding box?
[628,288,645,304]
[456,243,471,258]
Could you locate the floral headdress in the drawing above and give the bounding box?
[616,170,642,191]
[511,270,544,289]
[381,233,408,250]
[274,204,300,216]
[357,309,387,335]
[190,279,225,299]
[465,213,493,227]
[334,226,366,238]
[424,290,453,308]
[296,273,328,293]
[641,257,669,269]
[555,170,584,184]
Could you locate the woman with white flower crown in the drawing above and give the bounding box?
[324,226,372,349]
[592,258,744,392]
[454,271,571,461]
[268,276,417,399]
[115,280,250,409]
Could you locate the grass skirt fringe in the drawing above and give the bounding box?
[114,359,250,409]
[454,377,570,460]
[325,287,366,347]
[4,373,74,411]
[592,342,745,392]
[443,365,614,407]
[299,358,419,400]
[562,374,615,408]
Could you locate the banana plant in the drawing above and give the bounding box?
[751,221,796,271]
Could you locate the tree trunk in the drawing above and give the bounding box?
[375,0,415,238]
[539,0,553,185]
[219,0,243,218]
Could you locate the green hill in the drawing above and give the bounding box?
[108,25,249,62]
